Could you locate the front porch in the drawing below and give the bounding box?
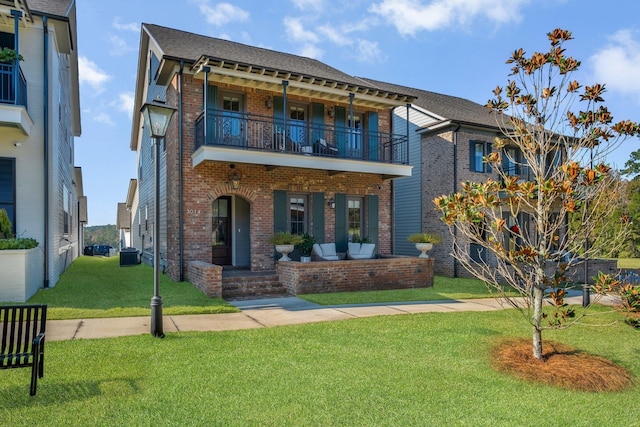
[188,256,434,299]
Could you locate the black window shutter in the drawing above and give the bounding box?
[273,190,287,233]
[312,192,325,242]
[367,195,379,248]
[334,193,347,253]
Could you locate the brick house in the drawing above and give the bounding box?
[0,0,84,302]
[359,78,566,278]
[128,24,423,294]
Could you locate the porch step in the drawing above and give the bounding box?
[222,273,287,300]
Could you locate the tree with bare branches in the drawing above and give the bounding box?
[434,29,640,360]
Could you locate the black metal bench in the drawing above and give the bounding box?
[0,304,47,396]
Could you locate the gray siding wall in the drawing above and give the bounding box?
[392,106,436,256]
[136,53,168,261]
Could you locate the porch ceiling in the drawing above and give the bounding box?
[190,56,414,110]
[192,145,413,179]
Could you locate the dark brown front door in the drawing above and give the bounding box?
[212,196,232,265]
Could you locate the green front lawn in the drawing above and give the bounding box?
[1,308,637,425]
[299,275,513,305]
[25,256,238,319]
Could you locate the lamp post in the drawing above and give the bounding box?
[140,99,176,338]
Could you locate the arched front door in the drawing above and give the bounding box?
[212,195,251,267]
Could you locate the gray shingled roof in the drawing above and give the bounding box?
[358,77,501,129]
[145,23,397,93]
[28,0,72,17]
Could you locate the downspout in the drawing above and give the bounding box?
[43,16,50,287]
[452,123,461,278]
[178,60,184,281]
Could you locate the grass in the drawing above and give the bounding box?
[22,256,238,320]
[617,258,640,269]
[1,307,637,426]
[299,275,514,305]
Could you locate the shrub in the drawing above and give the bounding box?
[0,238,38,250]
[296,233,316,256]
[407,232,442,244]
[268,231,303,245]
[0,209,12,239]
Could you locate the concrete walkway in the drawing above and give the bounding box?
[45,294,594,342]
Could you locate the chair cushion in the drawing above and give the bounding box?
[319,243,337,256]
[360,243,376,257]
[348,242,361,255]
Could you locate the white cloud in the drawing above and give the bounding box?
[109,35,136,56]
[94,112,114,126]
[355,39,385,63]
[112,17,139,32]
[369,0,529,36]
[291,0,325,12]
[299,44,324,60]
[284,16,319,43]
[197,1,250,26]
[317,24,351,46]
[590,29,640,100]
[117,92,135,118]
[78,56,111,93]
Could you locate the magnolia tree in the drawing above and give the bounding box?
[434,29,640,360]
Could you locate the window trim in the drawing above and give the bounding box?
[470,140,492,173]
[287,193,308,235]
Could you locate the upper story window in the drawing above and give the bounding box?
[470,140,492,173]
[502,146,521,176]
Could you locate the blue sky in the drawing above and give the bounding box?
[75,0,640,225]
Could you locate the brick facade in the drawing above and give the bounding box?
[277,256,434,295]
[422,127,503,278]
[162,74,394,281]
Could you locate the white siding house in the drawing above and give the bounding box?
[0,0,83,301]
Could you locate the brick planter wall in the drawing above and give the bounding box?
[277,256,434,295]
[187,261,223,297]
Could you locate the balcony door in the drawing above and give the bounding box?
[347,113,363,159]
[220,93,244,147]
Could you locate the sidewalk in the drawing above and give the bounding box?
[45,294,591,342]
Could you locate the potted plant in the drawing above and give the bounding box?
[0,47,23,63]
[296,233,316,262]
[268,231,303,261]
[407,232,442,258]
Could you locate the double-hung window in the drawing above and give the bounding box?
[470,140,492,173]
[289,194,308,234]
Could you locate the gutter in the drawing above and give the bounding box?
[452,123,461,278]
[178,60,184,281]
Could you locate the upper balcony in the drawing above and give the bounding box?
[193,109,412,178]
[0,61,32,135]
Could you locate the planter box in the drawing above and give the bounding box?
[277,255,434,295]
[0,247,43,302]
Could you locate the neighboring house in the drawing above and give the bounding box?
[129,24,415,287]
[0,0,83,302]
[359,78,545,278]
[116,179,137,250]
